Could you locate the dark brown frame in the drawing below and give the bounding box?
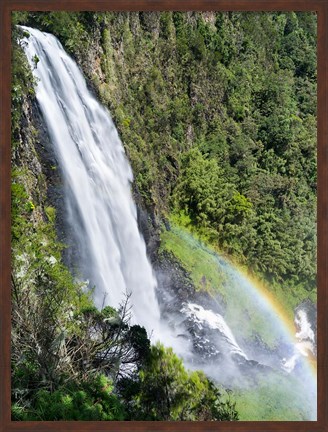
[1,1,327,431]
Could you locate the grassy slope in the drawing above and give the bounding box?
[233,371,315,421]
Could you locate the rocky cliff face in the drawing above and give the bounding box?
[14,96,56,228]
[12,100,51,238]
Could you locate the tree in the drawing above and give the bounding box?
[173,148,231,227]
[67,298,151,382]
[118,343,238,421]
[12,373,126,421]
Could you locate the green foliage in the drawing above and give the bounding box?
[44,206,56,223]
[12,10,317,421]
[119,343,238,421]
[173,148,230,227]
[26,201,35,212]
[12,374,125,420]
[11,22,36,149]
[172,148,256,260]
[23,12,89,54]
[69,301,152,381]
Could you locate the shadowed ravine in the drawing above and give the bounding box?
[22,26,317,421]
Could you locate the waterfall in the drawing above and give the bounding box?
[21,26,162,338]
[20,26,316,420]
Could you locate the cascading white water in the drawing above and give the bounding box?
[181,303,248,360]
[21,26,162,338]
[282,309,316,373]
[295,309,315,346]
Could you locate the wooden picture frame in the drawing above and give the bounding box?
[1,0,327,431]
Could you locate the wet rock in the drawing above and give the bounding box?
[135,201,160,262]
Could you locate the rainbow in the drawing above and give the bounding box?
[165,224,318,419]
[173,223,317,379]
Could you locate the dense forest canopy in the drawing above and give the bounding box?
[11,11,317,421]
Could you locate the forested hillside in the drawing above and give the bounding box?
[18,11,316,299]
[11,11,317,421]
